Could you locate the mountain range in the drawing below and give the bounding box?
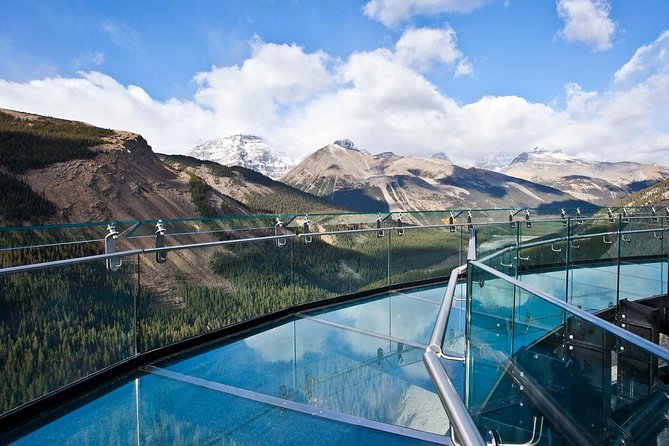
[280,140,589,213]
[2,108,669,227]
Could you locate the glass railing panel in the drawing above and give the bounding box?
[293,231,388,306]
[466,264,516,409]
[160,317,449,435]
[0,254,137,416]
[475,222,518,277]
[0,221,137,267]
[517,220,570,299]
[5,372,437,446]
[466,263,669,445]
[443,281,467,354]
[126,215,281,245]
[619,218,667,300]
[568,218,619,312]
[389,227,462,285]
[138,237,294,352]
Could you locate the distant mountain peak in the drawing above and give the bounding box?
[475,152,514,171]
[431,152,451,162]
[187,135,294,180]
[332,139,370,155]
[375,151,397,159]
[511,147,575,165]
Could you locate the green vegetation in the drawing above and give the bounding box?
[188,174,222,217]
[615,177,669,207]
[0,172,56,221]
[163,154,348,215]
[0,111,112,174]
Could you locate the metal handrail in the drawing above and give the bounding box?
[0,234,297,277]
[470,260,669,362]
[429,265,467,348]
[424,350,486,446]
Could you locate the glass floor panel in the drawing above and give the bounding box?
[4,285,454,445]
[10,373,442,446]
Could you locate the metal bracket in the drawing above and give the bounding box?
[275,218,286,247]
[509,210,515,229]
[602,236,613,244]
[652,207,659,223]
[518,253,530,261]
[155,220,167,264]
[376,214,385,238]
[570,240,580,249]
[551,243,562,253]
[448,211,456,233]
[501,258,513,268]
[494,417,544,446]
[396,213,404,236]
[623,207,630,223]
[303,215,313,243]
[654,231,663,240]
[525,209,532,228]
[104,224,122,272]
[608,207,615,223]
[561,208,567,226]
[467,211,473,230]
[622,234,631,242]
[575,207,583,225]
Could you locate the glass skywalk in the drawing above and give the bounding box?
[1,206,669,445]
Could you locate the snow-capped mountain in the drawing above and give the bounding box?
[333,138,370,154]
[475,152,514,171]
[187,135,294,180]
[500,147,669,205]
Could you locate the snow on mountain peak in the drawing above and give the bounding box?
[431,152,451,162]
[187,134,294,180]
[511,147,575,165]
[475,152,514,171]
[332,139,371,154]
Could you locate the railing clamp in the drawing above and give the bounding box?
[509,210,515,229]
[608,207,615,223]
[104,224,122,272]
[561,208,567,226]
[275,218,286,247]
[303,215,312,243]
[467,211,473,230]
[449,211,456,233]
[525,209,532,228]
[575,207,583,225]
[155,220,168,264]
[396,213,404,236]
[376,213,385,238]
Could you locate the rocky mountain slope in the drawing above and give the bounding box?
[612,177,669,207]
[187,134,294,180]
[497,148,669,205]
[281,140,590,213]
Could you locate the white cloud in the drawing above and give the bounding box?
[394,26,464,73]
[0,30,668,165]
[101,20,140,49]
[454,57,474,78]
[614,30,669,84]
[0,72,216,153]
[364,0,488,27]
[556,0,616,51]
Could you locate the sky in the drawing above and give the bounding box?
[0,0,668,165]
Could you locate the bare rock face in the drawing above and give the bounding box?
[25,131,196,223]
[281,142,588,215]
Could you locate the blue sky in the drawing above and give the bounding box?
[1,0,668,164]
